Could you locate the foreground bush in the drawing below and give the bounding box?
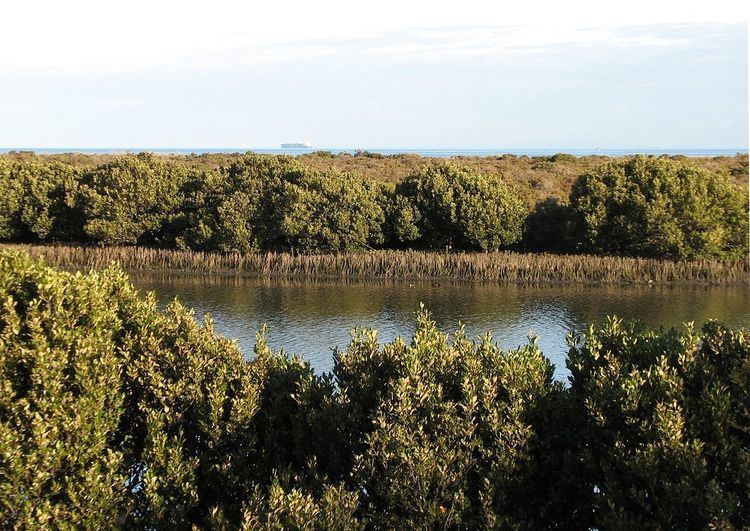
[568,318,750,528]
[0,252,126,526]
[0,251,748,528]
[337,317,564,528]
[0,252,261,527]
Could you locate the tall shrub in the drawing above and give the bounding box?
[0,159,82,242]
[393,164,527,250]
[173,155,304,252]
[569,156,749,259]
[279,169,385,252]
[337,310,560,528]
[0,253,126,527]
[0,252,262,527]
[80,153,189,246]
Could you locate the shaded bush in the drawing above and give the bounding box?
[80,153,189,246]
[0,159,83,242]
[393,164,527,250]
[521,196,574,253]
[569,156,749,259]
[278,169,385,252]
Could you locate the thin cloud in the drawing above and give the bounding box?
[81,99,145,109]
[0,22,733,73]
[140,24,722,72]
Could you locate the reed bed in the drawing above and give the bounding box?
[2,244,747,285]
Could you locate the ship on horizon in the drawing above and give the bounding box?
[281,141,312,149]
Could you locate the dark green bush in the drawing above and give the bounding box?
[549,153,577,163]
[0,159,83,242]
[172,155,302,252]
[1,153,747,259]
[570,156,749,259]
[521,196,574,253]
[393,164,527,250]
[80,153,189,246]
[278,169,385,252]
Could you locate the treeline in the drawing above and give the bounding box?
[1,251,748,528]
[0,153,747,259]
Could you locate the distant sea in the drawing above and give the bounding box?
[0,148,746,157]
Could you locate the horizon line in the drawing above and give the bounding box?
[2,146,748,152]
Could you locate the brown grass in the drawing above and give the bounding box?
[3,244,746,285]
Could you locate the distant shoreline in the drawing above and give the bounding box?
[3,244,746,286]
[1,147,747,157]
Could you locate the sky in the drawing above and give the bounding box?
[1,0,748,149]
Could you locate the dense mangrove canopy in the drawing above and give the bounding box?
[0,153,746,259]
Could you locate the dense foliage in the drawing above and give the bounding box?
[1,153,745,258]
[1,251,748,528]
[567,318,750,528]
[569,156,749,259]
[391,164,527,250]
[0,158,83,242]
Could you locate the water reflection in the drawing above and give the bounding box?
[129,273,750,381]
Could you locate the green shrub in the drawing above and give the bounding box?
[0,159,20,240]
[279,169,385,252]
[0,252,127,527]
[570,156,749,259]
[0,251,261,527]
[567,317,750,528]
[0,159,82,242]
[241,481,362,531]
[173,157,386,253]
[394,164,527,250]
[337,310,559,528]
[114,298,260,527]
[1,250,748,528]
[550,153,577,163]
[386,194,422,245]
[80,153,189,246]
[173,156,303,252]
[1,153,747,259]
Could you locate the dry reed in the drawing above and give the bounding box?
[2,244,747,285]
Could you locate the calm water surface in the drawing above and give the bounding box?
[129,274,750,381]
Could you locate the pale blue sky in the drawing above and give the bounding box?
[1,1,747,149]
